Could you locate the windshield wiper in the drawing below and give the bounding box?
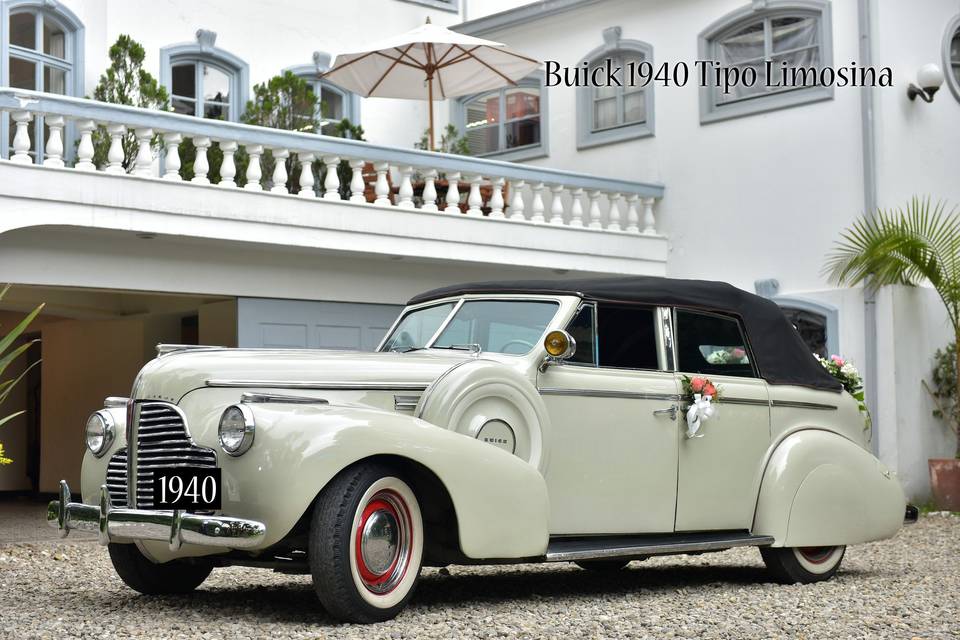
[431,343,482,354]
[389,346,425,353]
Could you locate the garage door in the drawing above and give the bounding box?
[237,298,402,351]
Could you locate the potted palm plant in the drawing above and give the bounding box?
[0,285,44,466]
[824,197,960,510]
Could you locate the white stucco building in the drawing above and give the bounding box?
[0,0,958,500]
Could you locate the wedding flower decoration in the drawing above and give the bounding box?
[681,375,722,438]
[815,353,870,429]
[705,347,750,365]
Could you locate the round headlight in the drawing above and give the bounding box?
[219,404,255,456]
[85,411,115,457]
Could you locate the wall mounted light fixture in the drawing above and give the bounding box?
[907,63,945,102]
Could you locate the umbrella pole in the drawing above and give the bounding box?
[427,73,435,152]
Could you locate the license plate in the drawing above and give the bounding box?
[152,468,221,510]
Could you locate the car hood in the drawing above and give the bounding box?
[134,348,471,403]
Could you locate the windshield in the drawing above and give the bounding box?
[381,299,560,355]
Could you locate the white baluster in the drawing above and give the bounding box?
[489,178,505,218]
[444,172,461,214]
[509,180,526,220]
[162,133,182,180]
[270,149,289,194]
[298,153,316,198]
[530,182,546,223]
[191,136,211,184]
[374,162,391,206]
[42,115,65,168]
[549,184,565,225]
[244,144,263,190]
[132,128,153,177]
[349,159,366,203]
[607,193,622,231]
[323,155,340,200]
[642,197,657,234]
[216,140,237,187]
[466,175,483,216]
[421,169,439,212]
[587,190,603,229]
[105,123,127,174]
[75,120,96,171]
[625,194,641,234]
[397,165,414,208]
[10,111,33,164]
[569,188,584,227]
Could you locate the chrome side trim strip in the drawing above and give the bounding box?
[539,388,682,402]
[206,380,430,391]
[720,397,773,407]
[240,392,329,405]
[545,534,776,562]
[771,400,838,411]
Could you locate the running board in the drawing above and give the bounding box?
[545,532,776,562]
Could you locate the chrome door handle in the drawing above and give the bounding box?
[653,405,677,420]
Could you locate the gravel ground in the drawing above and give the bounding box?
[0,513,957,640]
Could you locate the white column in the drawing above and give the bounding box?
[549,184,565,225]
[421,169,439,212]
[466,175,483,216]
[530,182,546,223]
[10,111,33,164]
[607,193,622,231]
[298,153,316,198]
[132,127,153,177]
[322,155,341,200]
[444,172,461,214]
[587,190,603,229]
[397,165,415,208]
[642,197,657,234]
[161,133,182,180]
[349,159,366,203]
[270,149,290,194]
[625,194,641,234]
[105,123,127,174]
[191,136,211,184]
[569,188,585,227]
[217,140,237,187]
[74,120,96,172]
[374,162,391,206]
[509,180,526,220]
[244,144,263,190]
[42,115,65,168]
[489,178,505,218]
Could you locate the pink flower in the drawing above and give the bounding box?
[732,348,746,359]
[690,377,706,393]
[831,355,845,366]
[703,383,717,397]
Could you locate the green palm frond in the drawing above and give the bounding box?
[0,285,45,467]
[824,197,960,331]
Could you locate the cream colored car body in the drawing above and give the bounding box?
[80,293,906,564]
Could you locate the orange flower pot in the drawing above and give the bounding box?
[929,458,960,511]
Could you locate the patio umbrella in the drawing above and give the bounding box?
[322,18,540,151]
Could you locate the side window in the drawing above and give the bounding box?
[565,304,597,365]
[676,310,755,378]
[596,304,659,370]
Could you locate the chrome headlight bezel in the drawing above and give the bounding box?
[85,410,115,458]
[219,404,255,456]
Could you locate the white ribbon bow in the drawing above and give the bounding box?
[686,393,715,438]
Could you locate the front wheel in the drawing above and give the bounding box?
[760,545,845,584]
[309,463,424,623]
[108,543,213,595]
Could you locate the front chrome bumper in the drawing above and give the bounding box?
[47,480,266,551]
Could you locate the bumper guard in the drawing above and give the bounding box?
[47,480,266,550]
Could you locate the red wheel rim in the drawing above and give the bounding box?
[354,489,413,595]
[797,546,835,564]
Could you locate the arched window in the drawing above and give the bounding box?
[698,0,833,123]
[160,30,248,121]
[2,0,84,159]
[454,72,547,161]
[775,296,839,357]
[577,27,654,149]
[286,52,361,136]
[944,14,960,103]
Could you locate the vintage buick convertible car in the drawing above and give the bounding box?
[49,277,915,623]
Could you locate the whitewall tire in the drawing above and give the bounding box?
[760,545,846,584]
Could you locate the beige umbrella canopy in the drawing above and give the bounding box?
[322,18,541,150]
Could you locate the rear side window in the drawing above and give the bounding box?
[596,304,659,370]
[675,310,755,378]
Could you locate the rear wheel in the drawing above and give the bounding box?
[760,545,845,584]
[575,559,631,572]
[108,543,212,595]
[310,463,424,623]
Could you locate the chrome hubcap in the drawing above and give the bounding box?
[361,509,400,576]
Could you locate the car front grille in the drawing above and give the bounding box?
[104,401,217,510]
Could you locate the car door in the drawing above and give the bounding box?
[538,302,680,535]
[672,308,771,532]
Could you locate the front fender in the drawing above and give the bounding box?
[176,392,550,560]
[753,429,905,546]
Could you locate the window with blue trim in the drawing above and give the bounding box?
[161,31,248,122]
[456,75,545,159]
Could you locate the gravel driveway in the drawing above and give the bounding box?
[1,514,957,639]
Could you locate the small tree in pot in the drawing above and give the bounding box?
[824,196,960,509]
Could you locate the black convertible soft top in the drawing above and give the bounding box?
[409,276,841,392]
